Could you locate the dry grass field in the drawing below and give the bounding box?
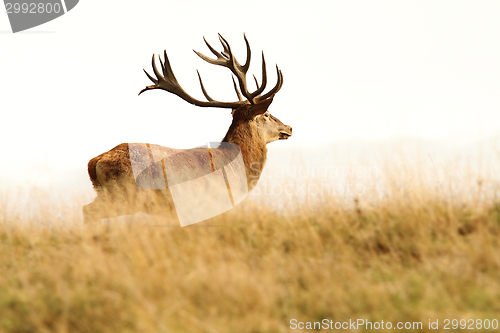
[1,141,500,332]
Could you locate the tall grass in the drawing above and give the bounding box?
[1,142,500,332]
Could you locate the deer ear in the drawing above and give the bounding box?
[247,96,275,118]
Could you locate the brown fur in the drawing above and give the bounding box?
[223,105,267,187]
[87,154,102,190]
[88,143,133,189]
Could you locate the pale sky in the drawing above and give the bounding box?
[1,0,500,190]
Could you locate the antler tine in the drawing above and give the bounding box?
[218,34,231,59]
[253,75,259,89]
[255,65,283,103]
[195,37,223,65]
[160,50,173,78]
[232,75,243,101]
[197,70,215,102]
[247,52,267,100]
[204,36,222,58]
[241,34,251,73]
[142,57,158,85]
[138,54,162,95]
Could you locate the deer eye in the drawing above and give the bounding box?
[264,113,269,117]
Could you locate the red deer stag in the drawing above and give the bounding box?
[83,34,292,225]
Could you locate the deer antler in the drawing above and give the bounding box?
[139,34,283,108]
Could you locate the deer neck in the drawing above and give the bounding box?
[222,121,267,189]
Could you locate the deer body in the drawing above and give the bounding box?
[83,35,291,223]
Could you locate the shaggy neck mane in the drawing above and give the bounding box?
[222,115,267,188]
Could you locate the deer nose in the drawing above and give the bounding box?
[288,126,292,133]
